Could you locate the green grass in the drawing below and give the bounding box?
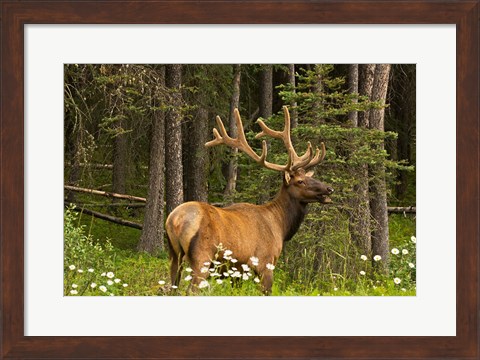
[65,209,415,296]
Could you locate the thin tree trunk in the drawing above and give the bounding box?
[348,64,359,126]
[259,64,273,119]
[65,117,84,202]
[165,64,184,215]
[138,67,166,253]
[225,64,242,196]
[369,64,391,272]
[287,64,298,128]
[312,64,325,124]
[112,111,127,196]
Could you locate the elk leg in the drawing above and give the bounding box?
[261,271,273,295]
[170,249,185,286]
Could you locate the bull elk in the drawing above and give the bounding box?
[165,106,334,294]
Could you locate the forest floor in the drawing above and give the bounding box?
[64,207,416,297]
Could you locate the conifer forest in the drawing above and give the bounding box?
[64,64,416,296]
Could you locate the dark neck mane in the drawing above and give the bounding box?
[268,186,308,242]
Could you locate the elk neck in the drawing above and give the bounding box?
[265,184,308,242]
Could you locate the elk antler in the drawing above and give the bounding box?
[205,106,325,172]
[255,106,325,171]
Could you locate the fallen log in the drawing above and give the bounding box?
[67,203,143,230]
[387,206,416,214]
[64,185,147,202]
[71,202,146,208]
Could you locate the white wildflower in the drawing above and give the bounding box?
[224,250,233,256]
[77,269,84,273]
[402,249,409,255]
[391,248,399,255]
[216,279,223,285]
[409,263,415,268]
[107,280,114,285]
[241,264,250,272]
[254,277,260,283]
[200,267,209,273]
[212,260,221,265]
[123,283,128,287]
[99,285,107,292]
[158,280,166,285]
[334,287,338,291]
[88,268,94,273]
[114,278,121,283]
[394,277,401,285]
[360,255,368,261]
[232,271,241,278]
[186,267,193,273]
[411,236,416,244]
[90,283,97,288]
[185,275,192,281]
[72,284,78,288]
[223,272,230,277]
[68,265,76,270]
[401,288,407,292]
[360,271,366,276]
[101,272,106,277]
[70,290,78,295]
[198,280,209,289]
[242,273,249,280]
[106,272,114,278]
[171,285,178,289]
[266,263,275,270]
[373,255,382,262]
[230,258,238,263]
[250,256,259,266]
[203,261,211,266]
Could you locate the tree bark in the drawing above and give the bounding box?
[348,64,359,126]
[369,64,391,272]
[190,105,209,202]
[224,64,242,196]
[358,64,376,127]
[350,64,374,255]
[138,67,166,254]
[165,64,184,215]
[287,64,298,128]
[259,65,273,119]
[112,114,127,196]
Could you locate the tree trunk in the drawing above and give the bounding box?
[224,64,242,196]
[112,115,127,196]
[369,64,391,272]
[350,64,374,255]
[287,64,298,128]
[165,64,184,215]
[138,67,166,254]
[312,64,325,124]
[65,117,84,203]
[358,64,376,127]
[348,64,359,126]
[259,65,273,119]
[190,105,209,202]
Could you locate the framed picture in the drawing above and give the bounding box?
[1,1,478,359]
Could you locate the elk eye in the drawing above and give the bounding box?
[297,180,304,185]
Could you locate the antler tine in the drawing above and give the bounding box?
[303,142,326,171]
[205,109,291,172]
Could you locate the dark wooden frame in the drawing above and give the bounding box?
[1,1,478,359]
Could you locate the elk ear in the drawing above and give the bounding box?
[305,170,314,177]
[284,171,291,184]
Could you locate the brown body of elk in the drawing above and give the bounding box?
[166,107,333,294]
